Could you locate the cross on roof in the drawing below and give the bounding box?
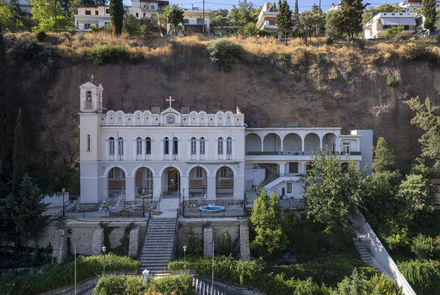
[166,96,175,108]
[91,74,94,83]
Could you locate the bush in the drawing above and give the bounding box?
[404,42,439,66]
[206,38,243,72]
[368,274,403,295]
[326,37,333,45]
[0,254,139,295]
[386,74,398,87]
[355,39,366,50]
[218,231,238,257]
[185,225,203,256]
[17,41,43,60]
[385,26,403,38]
[84,45,131,65]
[411,233,436,259]
[35,30,46,42]
[398,259,440,294]
[288,229,321,255]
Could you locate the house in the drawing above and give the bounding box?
[74,5,131,31]
[167,7,210,36]
[2,0,32,14]
[398,0,440,11]
[256,1,299,34]
[130,0,168,19]
[78,82,372,209]
[364,12,419,39]
[328,2,342,12]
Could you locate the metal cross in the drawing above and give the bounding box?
[91,74,94,83]
[166,96,175,108]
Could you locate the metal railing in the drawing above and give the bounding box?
[246,151,362,156]
[138,210,152,261]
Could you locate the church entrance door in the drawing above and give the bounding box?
[163,167,180,198]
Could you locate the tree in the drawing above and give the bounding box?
[301,147,364,228]
[7,174,49,253]
[385,26,403,38]
[165,4,184,36]
[338,0,368,44]
[30,0,73,30]
[12,108,24,194]
[371,137,397,172]
[249,189,288,258]
[294,0,298,13]
[210,9,230,27]
[122,13,139,36]
[298,10,324,41]
[0,20,7,173]
[228,0,258,26]
[422,0,437,40]
[109,0,124,36]
[325,10,340,38]
[276,0,292,45]
[404,96,440,171]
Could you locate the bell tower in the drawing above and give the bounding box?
[79,81,103,113]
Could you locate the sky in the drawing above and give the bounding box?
[170,0,394,12]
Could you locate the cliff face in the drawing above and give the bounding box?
[6,50,440,170]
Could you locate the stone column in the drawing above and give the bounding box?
[181,175,189,199]
[207,175,216,200]
[128,227,140,257]
[125,175,135,202]
[53,229,67,264]
[203,227,213,257]
[153,175,162,200]
[91,227,104,256]
[233,174,245,200]
[240,223,250,261]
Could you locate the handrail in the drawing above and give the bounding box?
[138,210,152,262]
[262,174,279,186]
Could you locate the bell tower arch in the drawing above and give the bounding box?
[79,82,103,113]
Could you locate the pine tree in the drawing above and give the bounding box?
[0,28,7,173]
[276,0,292,45]
[12,108,23,194]
[109,0,124,36]
[294,0,299,13]
[371,137,397,172]
[338,0,367,44]
[8,174,49,253]
[422,0,436,40]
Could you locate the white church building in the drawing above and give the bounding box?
[78,82,373,209]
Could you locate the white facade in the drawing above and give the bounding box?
[256,1,299,33]
[167,7,210,36]
[130,0,168,19]
[364,12,418,39]
[2,0,32,13]
[398,0,440,10]
[79,82,373,208]
[74,5,130,31]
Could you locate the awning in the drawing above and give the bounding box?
[380,17,416,26]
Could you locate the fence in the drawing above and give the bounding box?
[193,277,228,295]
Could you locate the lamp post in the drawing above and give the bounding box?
[102,246,106,275]
[62,188,65,218]
[183,244,187,274]
[142,188,146,218]
[182,188,185,217]
[243,187,246,215]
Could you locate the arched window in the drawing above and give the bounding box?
[118,137,124,155]
[191,137,197,155]
[136,137,142,155]
[226,137,232,155]
[164,137,169,154]
[173,137,178,155]
[109,137,115,155]
[200,137,205,155]
[218,137,223,154]
[145,137,152,154]
[86,91,92,101]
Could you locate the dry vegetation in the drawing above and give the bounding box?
[4,31,440,68]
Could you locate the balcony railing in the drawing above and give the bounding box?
[246,151,362,156]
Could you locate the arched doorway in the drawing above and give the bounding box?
[188,166,208,198]
[163,167,180,198]
[216,166,234,198]
[263,133,281,154]
[108,167,126,198]
[135,167,153,197]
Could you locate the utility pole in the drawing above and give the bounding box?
[202,0,205,34]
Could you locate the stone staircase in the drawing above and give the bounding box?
[139,217,177,275]
[354,239,373,265]
[159,198,180,211]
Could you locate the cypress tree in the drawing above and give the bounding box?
[295,0,299,13]
[12,108,24,194]
[338,0,367,44]
[276,0,292,45]
[422,0,436,39]
[109,0,124,36]
[0,26,8,173]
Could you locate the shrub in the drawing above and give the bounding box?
[386,74,398,87]
[289,229,320,255]
[206,38,243,72]
[355,39,366,50]
[368,274,403,295]
[326,37,334,45]
[411,233,436,259]
[218,231,238,257]
[404,42,439,66]
[385,26,403,38]
[84,45,131,65]
[35,30,46,42]
[76,31,85,41]
[398,259,440,294]
[17,41,43,60]
[337,269,369,295]
[185,225,203,256]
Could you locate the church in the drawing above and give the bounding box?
[79,82,373,209]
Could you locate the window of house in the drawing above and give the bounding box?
[269,19,275,25]
[136,12,139,17]
[109,137,115,155]
[143,4,149,8]
[183,19,189,24]
[219,167,231,178]
[196,167,203,178]
[145,169,153,179]
[118,138,124,155]
[173,137,178,154]
[200,137,205,155]
[343,142,350,154]
[226,137,232,155]
[287,183,292,193]
[87,135,91,151]
[404,25,409,30]
[95,11,98,15]
[84,23,91,29]
[143,13,146,17]
[85,10,91,15]
[106,9,109,13]
[146,137,151,154]
[150,5,155,9]
[191,137,197,154]
[167,115,174,124]
[289,162,298,174]
[218,138,223,154]
[164,137,169,154]
[136,138,142,155]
